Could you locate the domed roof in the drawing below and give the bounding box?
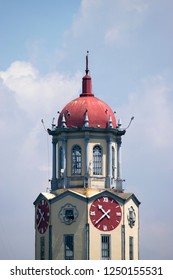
[58,54,116,129]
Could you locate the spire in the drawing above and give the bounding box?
[84,109,89,127]
[80,51,94,97]
[85,50,89,75]
[61,114,67,128]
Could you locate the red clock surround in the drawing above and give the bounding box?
[89,195,122,231]
[36,198,50,234]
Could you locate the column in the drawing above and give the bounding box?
[85,135,89,187]
[107,137,112,188]
[62,137,67,188]
[86,223,89,260]
[51,138,58,190]
[116,137,123,192]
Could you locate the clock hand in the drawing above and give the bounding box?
[98,204,110,219]
[37,210,45,228]
[95,209,111,225]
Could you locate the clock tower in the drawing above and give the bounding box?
[34,53,140,260]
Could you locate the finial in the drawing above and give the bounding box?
[61,114,67,128]
[86,51,89,75]
[84,110,89,127]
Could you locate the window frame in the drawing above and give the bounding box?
[64,234,74,260]
[129,236,134,260]
[59,146,63,176]
[112,146,115,178]
[71,145,82,175]
[93,145,103,175]
[101,235,111,260]
[40,236,45,260]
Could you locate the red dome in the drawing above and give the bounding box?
[58,54,116,129]
[58,95,116,128]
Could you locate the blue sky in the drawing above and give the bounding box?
[0,0,173,260]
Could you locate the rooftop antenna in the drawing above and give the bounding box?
[41,118,46,132]
[125,116,134,130]
[86,50,89,75]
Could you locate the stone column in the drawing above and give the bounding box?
[107,137,112,188]
[51,138,58,190]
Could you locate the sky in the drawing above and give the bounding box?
[0,0,173,260]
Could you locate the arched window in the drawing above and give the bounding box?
[72,145,82,175]
[59,146,63,170]
[112,146,115,178]
[93,145,102,175]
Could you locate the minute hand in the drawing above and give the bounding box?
[98,204,110,218]
[95,209,111,225]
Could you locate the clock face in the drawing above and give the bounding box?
[36,198,50,234]
[89,195,122,231]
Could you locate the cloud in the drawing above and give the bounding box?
[120,75,173,149]
[122,0,148,13]
[117,74,173,259]
[0,61,81,120]
[0,60,82,259]
[104,26,122,45]
[64,0,149,49]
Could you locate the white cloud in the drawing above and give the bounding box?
[118,75,173,259]
[122,0,148,13]
[104,26,122,45]
[0,61,82,259]
[64,0,149,48]
[119,75,173,149]
[0,61,81,120]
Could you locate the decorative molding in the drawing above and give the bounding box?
[127,206,136,228]
[58,203,79,225]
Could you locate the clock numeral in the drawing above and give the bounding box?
[103,225,108,231]
[103,197,108,203]
[116,212,121,217]
[90,211,96,216]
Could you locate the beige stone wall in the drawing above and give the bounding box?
[123,199,139,260]
[35,192,139,260]
[88,199,123,259]
[88,196,139,260]
[51,194,87,260]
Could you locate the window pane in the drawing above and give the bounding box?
[101,235,110,260]
[93,145,102,175]
[40,236,45,260]
[64,235,74,260]
[59,147,63,169]
[129,236,134,260]
[72,145,82,175]
[112,146,115,178]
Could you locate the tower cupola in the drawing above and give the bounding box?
[58,52,116,129]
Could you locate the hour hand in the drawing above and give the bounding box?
[95,209,111,224]
[37,209,45,227]
[98,204,110,218]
